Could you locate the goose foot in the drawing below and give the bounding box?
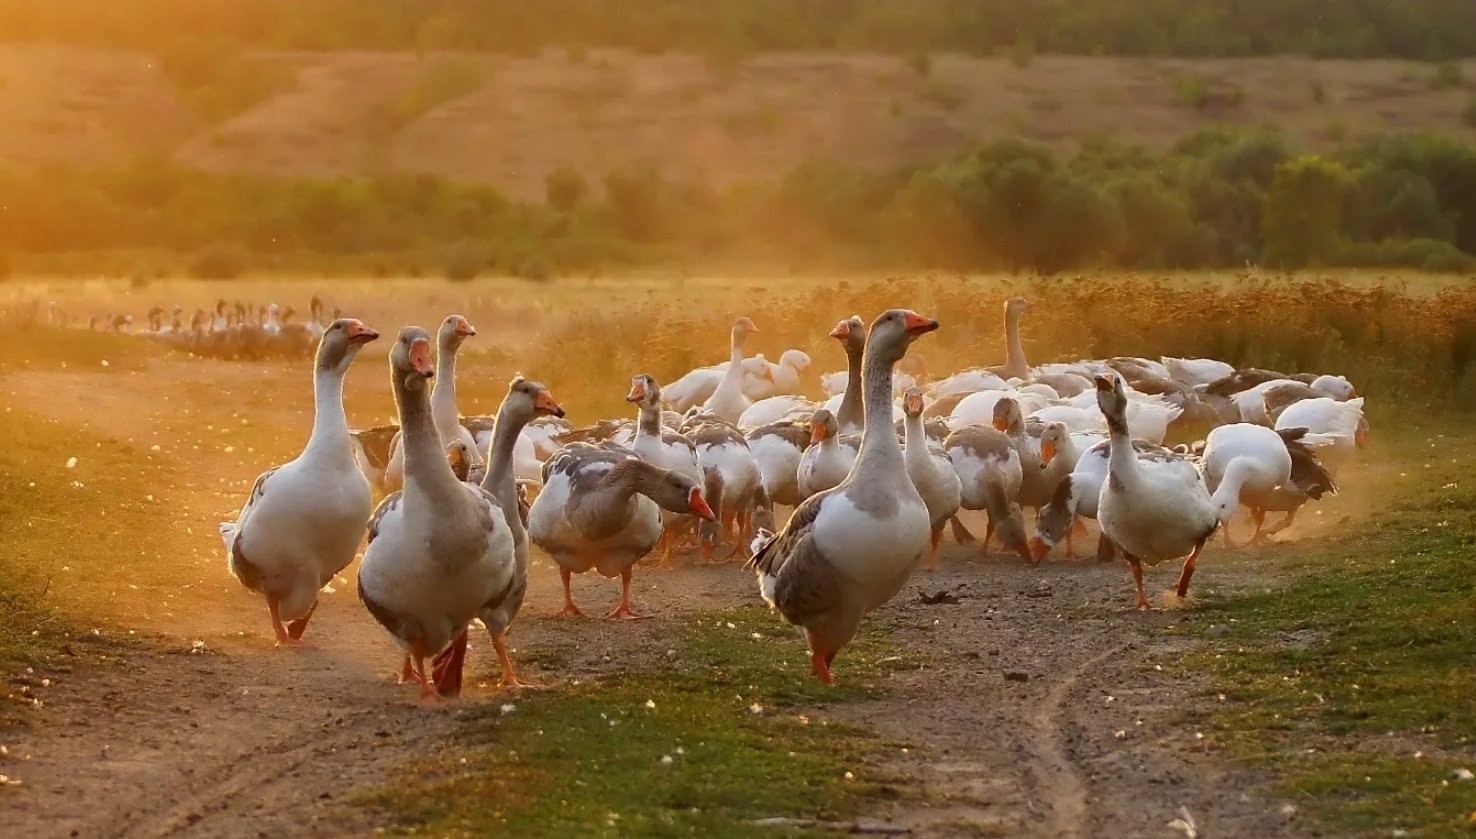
[267,595,298,648]
[605,604,652,621]
[398,655,419,685]
[407,640,441,704]
[286,600,318,641]
[431,631,468,699]
[810,651,834,685]
[1175,542,1205,599]
[559,568,583,617]
[493,632,543,690]
[560,603,585,618]
[1127,555,1152,611]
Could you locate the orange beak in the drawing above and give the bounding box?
[455,318,477,337]
[1040,440,1056,465]
[689,487,717,521]
[625,379,647,403]
[447,446,464,468]
[1028,537,1050,564]
[992,418,1009,432]
[809,423,827,445]
[901,310,940,335]
[535,389,566,418]
[829,322,850,340]
[408,338,434,377]
[345,320,380,344]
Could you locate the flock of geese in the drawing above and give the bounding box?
[50,296,336,360]
[217,298,1368,696]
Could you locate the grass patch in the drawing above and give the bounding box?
[363,606,910,837]
[1189,425,1476,836]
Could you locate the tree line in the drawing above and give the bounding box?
[2,0,1475,60]
[2,129,1474,279]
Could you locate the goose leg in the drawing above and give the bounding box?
[606,567,651,620]
[1176,541,1205,598]
[1125,555,1151,611]
[926,525,942,570]
[559,568,583,617]
[983,518,996,554]
[285,599,318,641]
[805,629,834,685]
[1066,518,1089,559]
[492,630,542,690]
[948,515,977,544]
[1248,507,1268,544]
[1263,508,1299,536]
[408,639,440,703]
[266,595,296,647]
[431,630,468,698]
[398,655,418,685]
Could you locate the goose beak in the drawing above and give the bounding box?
[1040,440,1056,465]
[809,424,827,445]
[903,394,923,415]
[1028,537,1050,564]
[688,488,717,522]
[346,320,379,344]
[992,418,1008,432]
[536,390,566,418]
[1093,375,1115,392]
[901,311,939,335]
[456,319,477,337]
[625,380,647,403]
[409,338,434,378]
[829,322,850,340]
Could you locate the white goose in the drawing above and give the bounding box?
[1094,374,1218,610]
[358,327,517,701]
[796,409,859,500]
[1163,356,1235,387]
[1030,436,1164,563]
[744,349,813,399]
[1231,374,1355,425]
[382,315,481,492]
[219,319,379,646]
[628,374,705,562]
[1274,396,1367,470]
[748,309,939,684]
[746,419,810,508]
[701,317,764,423]
[901,387,962,569]
[1202,422,1337,545]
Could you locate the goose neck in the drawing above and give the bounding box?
[857,340,903,465]
[836,338,865,432]
[396,373,465,506]
[429,343,460,435]
[303,366,350,459]
[482,402,533,535]
[1004,308,1028,378]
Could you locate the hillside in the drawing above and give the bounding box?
[2,45,1474,199]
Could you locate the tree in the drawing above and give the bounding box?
[1262,156,1353,268]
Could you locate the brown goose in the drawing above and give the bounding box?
[748,309,939,685]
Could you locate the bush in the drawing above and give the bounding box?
[1263,156,1353,268]
[1430,61,1465,90]
[189,243,249,280]
[442,239,492,281]
[546,166,588,213]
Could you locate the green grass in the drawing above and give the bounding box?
[1187,426,1476,837]
[363,606,913,837]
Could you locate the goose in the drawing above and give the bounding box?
[530,443,715,620]
[1274,397,1367,469]
[383,315,482,492]
[992,398,1053,512]
[739,395,819,430]
[1031,436,1159,563]
[350,423,401,492]
[796,409,859,499]
[702,317,764,423]
[1030,372,1092,398]
[1231,375,1356,425]
[744,349,812,399]
[357,328,517,701]
[1094,374,1218,610]
[901,388,962,569]
[688,419,765,556]
[1241,428,1339,540]
[943,424,1031,560]
[1163,356,1235,388]
[984,297,1033,380]
[950,389,1052,430]
[825,316,867,433]
[746,419,810,508]
[927,368,1011,402]
[747,310,938,684]
[1106,356,1172,383]
[218,319,379,647]
[663,356,774,413]
[627,374,705,562]
[1202,423,1336,546]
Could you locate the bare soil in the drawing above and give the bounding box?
[1,44,1473,197]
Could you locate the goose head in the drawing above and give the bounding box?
[1029,473,1076,562]
[1005,297,1032,318]
[779,348,812,372]
[1312,374,1355,401]
[733,316,758,336]
[991,397,1023,435]
[1038,421,1069,466]
[506,375,566,421]
[866,309,939,366]
[808,409,838,445]
[634,466,716,522]
[317,318,380,373]
[446,439,472,481]
[626,374,662,410]
[390,326,434,390]
[1093,374,1129,430]
[901,387,926,417]
[829,315,866,352]
[438,314,477,352]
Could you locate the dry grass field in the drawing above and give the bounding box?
[1,46,1474,197]
[0,272,1473,837]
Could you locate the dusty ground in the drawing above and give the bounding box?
[0,343,1341,838]
[1,44,1473,197]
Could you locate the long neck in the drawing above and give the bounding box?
[903,414,929,469]
[1004,309,1027,378]
[429,342,460,436]
[836,338,864,433]
[717,329,745,389]
[1104,408,1142,488]
[303,365,351,460]
[635,401,662,441]
[1212,459,1251,515]
[482,403,531,539]
[856,340,904,468]
[398,374,466,507]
